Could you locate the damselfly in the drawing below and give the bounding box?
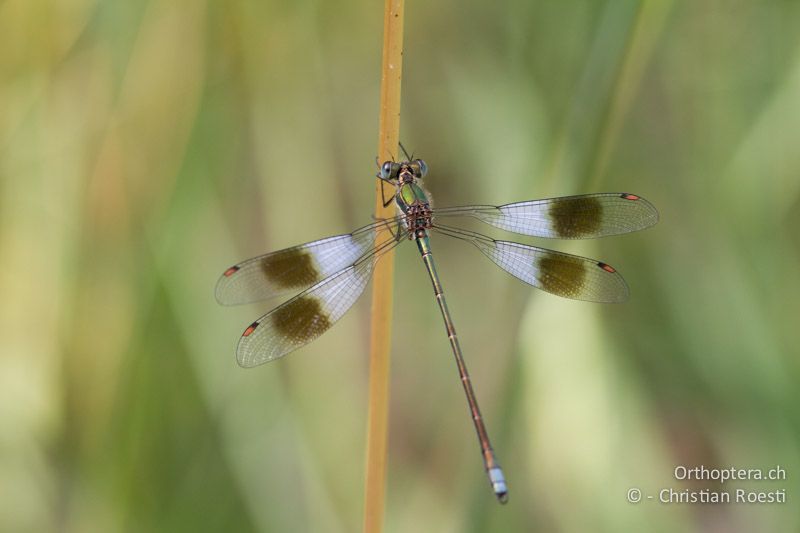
[216,152,658,503]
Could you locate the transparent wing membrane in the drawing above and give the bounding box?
[221,191,655,364]
[433,193,658,239]
[434,224,630,303]
[235,234,401,367]
[215,217,401,305]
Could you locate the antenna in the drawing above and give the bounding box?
[398,141,413,161]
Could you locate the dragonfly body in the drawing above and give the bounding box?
[383,160,508,500]
[216,156,658,503]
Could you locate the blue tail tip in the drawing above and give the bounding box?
[488,467,508,504]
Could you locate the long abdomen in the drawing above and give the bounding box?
[414,230,508,503]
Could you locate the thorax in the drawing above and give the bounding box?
[395,181,433,239]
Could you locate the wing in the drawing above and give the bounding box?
[236,236,401,367]
[216,218,400,305]
[432,193,658,239]
[434,225,629,303]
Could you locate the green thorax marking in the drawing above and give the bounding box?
[396,182,430,213]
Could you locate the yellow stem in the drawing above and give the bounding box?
[364,1,404,532]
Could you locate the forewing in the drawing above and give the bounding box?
[435,227,629,303]
[216,219,397,305]
[433,193,658,239]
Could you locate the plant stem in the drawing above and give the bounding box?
[364,1,404,532]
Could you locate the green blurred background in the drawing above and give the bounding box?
[2,1,799,531]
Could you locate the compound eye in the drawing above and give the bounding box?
[381,161,392,180]
[413,159,428,178]
[380,161,396,180]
